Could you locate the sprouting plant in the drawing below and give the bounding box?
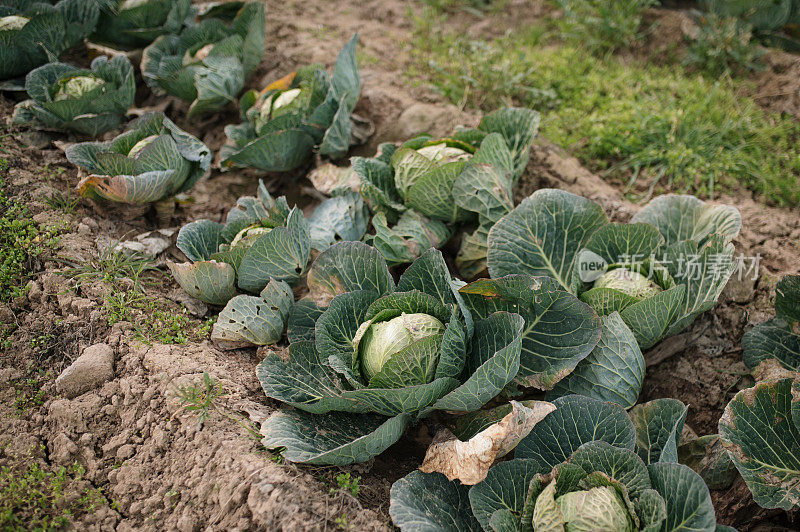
[331,473,361,498]
[0,459,109,529]
[334,513,351,531]
[174,373,262,442]
[0,172,61,302]
[44,187,80,214]
[174,372,226,423]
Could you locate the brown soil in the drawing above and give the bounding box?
[1,1,799,530]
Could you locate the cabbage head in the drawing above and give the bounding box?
[141,2,265,117]
[592,267,662,299]
[12,55,135,136]
[89,0,190,49]
[487,190,741,349]
[169,181,370,306]
[352,107,540,271]
[390,395,721,532]
[0,0,99,81]
[256,244,535,465]
[221,34,361,172]
[65,112,210,205]
[358,313,445,382]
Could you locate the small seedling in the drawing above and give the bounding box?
[331,472,360,498]
[174,372,226,423]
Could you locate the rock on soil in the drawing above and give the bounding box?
[55,343,115,399]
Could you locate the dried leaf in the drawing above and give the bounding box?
[419,400,555,485]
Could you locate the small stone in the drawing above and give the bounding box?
[116,444,135,461]
[51,433,79,465]
[723,274,757,304]
[55,343,115,399]
[176,513,197,532]
[382,103,468,142]
[18,130,52,150]
[168,289,208,318]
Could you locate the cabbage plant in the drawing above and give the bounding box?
[65,111,211,205]
[719,275,800,510]
[256,243,602,465]
[390,395,723,531]
[0,0,99,81]
[169,181,370,306]
[352,107,540,271]
[220,34,361,172]
[485,190,741,350]
[12,55,135,136]
[141,2,265,117]
[89,0,190,49]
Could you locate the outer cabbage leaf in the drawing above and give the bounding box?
[261,409,410,466]
[307,192,370,251]
[210,279,293,349]
[678,434,737,490]
[629,398,688,465]
[371,211,452,267]
[90,0,190,49]
[648,462,716,532]
[477,107,540,179]
[630,194,742,247]
[487,189,608,292]
[547,312,644,409]
[742,275,800,371]
[515,395,636,469]
[390,471,482,532]
[306,241,394,306]
[719,378,800,510]
[469,459,543,531]
[460,275,601,390]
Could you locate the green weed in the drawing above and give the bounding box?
[103,289,213,345]
[334,513,352,530]
[44,188,80,215]
[59,247,155,290]
[0,459,107,530]
[174,372,226,423]
[174,373,263,441]
[331,472,361,498]
[422,0,505,15]
[0,158,61,302]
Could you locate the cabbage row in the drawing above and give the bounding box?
[3,1,773,529]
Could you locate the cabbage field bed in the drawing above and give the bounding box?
[0,0,799,530]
